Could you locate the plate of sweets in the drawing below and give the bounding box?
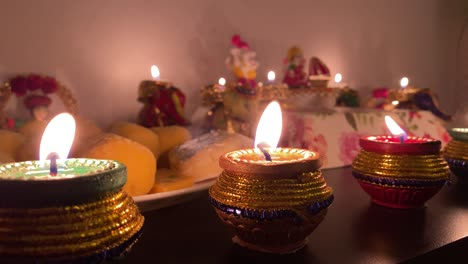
[74,120,252,212]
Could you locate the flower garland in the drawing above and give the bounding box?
[9,74,58,96]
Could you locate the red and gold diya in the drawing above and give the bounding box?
[443,128,468,182]
[352,116,450,209]
[209,101,333,254]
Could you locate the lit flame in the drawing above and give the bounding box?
[384,115,406,138]
[254,101,282,149]
[151,65,160,80]
[39,113,76,161]
[267,71,276,82]
[400,77,409,88]
[334,73,342,83]
[218,77,226,86]
[391,100,399,106]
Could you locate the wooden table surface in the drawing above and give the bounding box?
[123,167,468,264]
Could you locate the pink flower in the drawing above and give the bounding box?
[308,134,328,165]
[441,131,451,144]
[409,111,422,121]
[339,132,362,164]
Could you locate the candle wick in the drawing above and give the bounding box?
[256,143,272,162]
[47,152,59,176]
[399,133,408,143]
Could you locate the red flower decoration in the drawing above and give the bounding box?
[9,76,28,96]
[41,77,58,94]
[26,74,43,91]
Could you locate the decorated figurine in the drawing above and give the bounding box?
[1,74,69,130]
[225,35,259,89]
[137,82,190,127]
[282,46,307,88]
[308,57,331,88]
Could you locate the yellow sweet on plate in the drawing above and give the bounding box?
[109,121,160,158]
[149,168,194,193]
[77,133,156,196]
[151,126,191,154]
[0,129,25,158]
[18,120,47,139]
[70,117,103,157]
[15,135,41,161]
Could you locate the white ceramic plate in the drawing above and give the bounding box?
[132,178,217,212]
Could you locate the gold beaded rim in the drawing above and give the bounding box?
[0,191,144,258]
[352,150,450,179]
[209,170,332,210]
[444,139,468,160]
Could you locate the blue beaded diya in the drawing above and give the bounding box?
[209,148,333,254]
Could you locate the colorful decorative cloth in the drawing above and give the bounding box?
[281,108,450,169]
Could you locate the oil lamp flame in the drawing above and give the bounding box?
[255,101,282,150]
[400,77,409,89]
[218,77,226,86]
[40,113,76,161]
[267,71,276,82]
[384,115,407,142]
[151,65,160,80]
[334,73,342,83]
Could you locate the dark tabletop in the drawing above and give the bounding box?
[123,167,468,264]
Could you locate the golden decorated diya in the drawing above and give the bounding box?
[0,114,144,263]
[209,101,333,254]
[443,128,468,182]
[352,116,450,209]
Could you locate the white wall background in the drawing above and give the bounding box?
[0,0,466,126]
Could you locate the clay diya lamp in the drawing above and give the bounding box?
[209,101,333,254]
[443,128,468,182]
[0,114,144,263]
[352,115,450,209]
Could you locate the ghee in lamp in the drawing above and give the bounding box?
[352,115,450,209]
[0,113,144,263]
[209,101,334,254]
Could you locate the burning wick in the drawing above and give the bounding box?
[256,142,272,161]
[384,115,407,143]
[47,152,59,176]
